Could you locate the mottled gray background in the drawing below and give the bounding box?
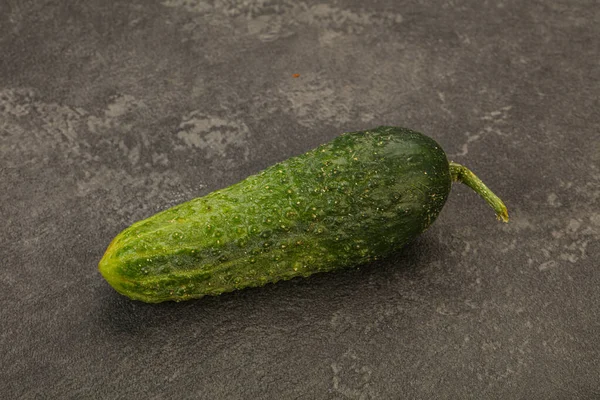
[1,0,599,399]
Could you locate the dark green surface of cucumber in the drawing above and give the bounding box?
[99,126,507,302]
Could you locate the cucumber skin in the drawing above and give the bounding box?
[99,126,451,302]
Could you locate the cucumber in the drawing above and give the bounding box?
[99,126,508,303]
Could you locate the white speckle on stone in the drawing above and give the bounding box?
[175,111,250,160]
[547,193,562,207]
[105,95,139,118]
[538,260,557,271]
[559,253,578,263]
[566,219,581,233]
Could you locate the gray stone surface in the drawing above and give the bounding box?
[1,0,599,398]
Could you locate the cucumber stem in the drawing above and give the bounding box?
[449,162,509,223]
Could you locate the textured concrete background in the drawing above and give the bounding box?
[1,0,599,398]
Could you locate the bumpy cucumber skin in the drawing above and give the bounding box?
[99,126,451,302]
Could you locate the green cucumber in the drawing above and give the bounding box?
[99,126,508,303]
